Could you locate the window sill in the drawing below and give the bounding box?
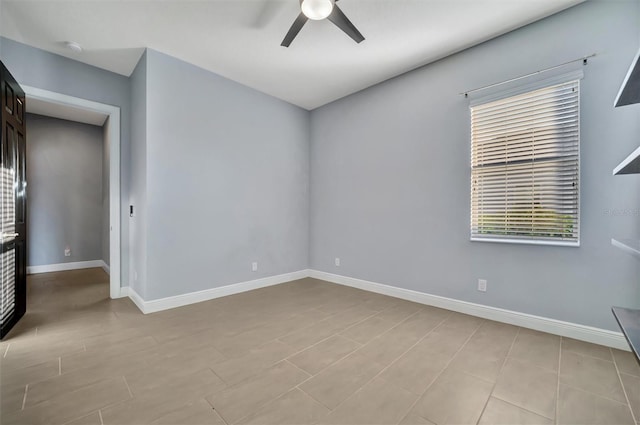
[470,237,580,247]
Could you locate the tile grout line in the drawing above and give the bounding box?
[291,304,422,361]
[297,385,334,412]
[206,365,228,389]
[287,309,380,351]
[324,311,440,386]
[491,396,558,421]
[475,326,521,425]
[334,304,413,341]
[122,375,134,399]
[560,381,636,406]
[270,304,407,369]
[559,342,638,407]
[312,311,458,416]
[214,402,231,425]
[396,316,485,425]
[335,333,365,346]
[211,310,377,386]
[21,384,29,410]
[206,335,304,425]
[555,337,637,423]
[252,309,451,419]
[282,301,391,343]
[89,397,136,424]
[290,337,387,411]
[263,308,378,356]
[610,346,638,425]
[222,324,372,425]
[555,336,563,425]
[229,366,313,425]
[283,358,313,377]
[337,305,431,346]
[562,346,617,363]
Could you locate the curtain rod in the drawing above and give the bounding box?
[460,54,596,97]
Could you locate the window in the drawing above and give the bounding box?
[470,79,580,246]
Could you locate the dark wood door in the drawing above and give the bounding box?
[1,61,27,339]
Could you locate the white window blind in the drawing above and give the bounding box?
[470,80,580,246]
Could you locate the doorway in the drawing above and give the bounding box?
[23,86,122,299]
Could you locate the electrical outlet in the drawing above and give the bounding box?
[335,257,340,267]
[252,262,258,272]
[478,279,487,292]
[64,247,71,257]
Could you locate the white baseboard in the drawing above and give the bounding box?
[128,270,309,315]
[111,286,129,299]
[122,267,629,351]
[101,261,110,275]
[27,260,105,275]
[308,270,630,351]
[128,287,146,312]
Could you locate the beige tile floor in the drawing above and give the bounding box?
[1,268,639,425]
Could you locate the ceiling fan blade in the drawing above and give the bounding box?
[328,3,365,43]
[281,12,308,47]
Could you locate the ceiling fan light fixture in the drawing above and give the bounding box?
[301,0,334,20]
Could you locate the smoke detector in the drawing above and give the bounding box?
[64,41,83,53]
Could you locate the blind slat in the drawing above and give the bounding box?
[470,80,580,244]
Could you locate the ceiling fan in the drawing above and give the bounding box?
[281,0,365,47]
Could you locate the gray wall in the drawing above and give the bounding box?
[142,49,309,300]
[129,52,147,297]
[309,0,640,331]
[26,114,104,266]
[102,117,110,267]
[0,36,133,286]
[4,3,639,333]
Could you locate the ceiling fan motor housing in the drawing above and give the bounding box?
[282,0,365,47]
[301,0,335,20]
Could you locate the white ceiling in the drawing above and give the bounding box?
[27,97,108,126]
[0,0,583,110]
